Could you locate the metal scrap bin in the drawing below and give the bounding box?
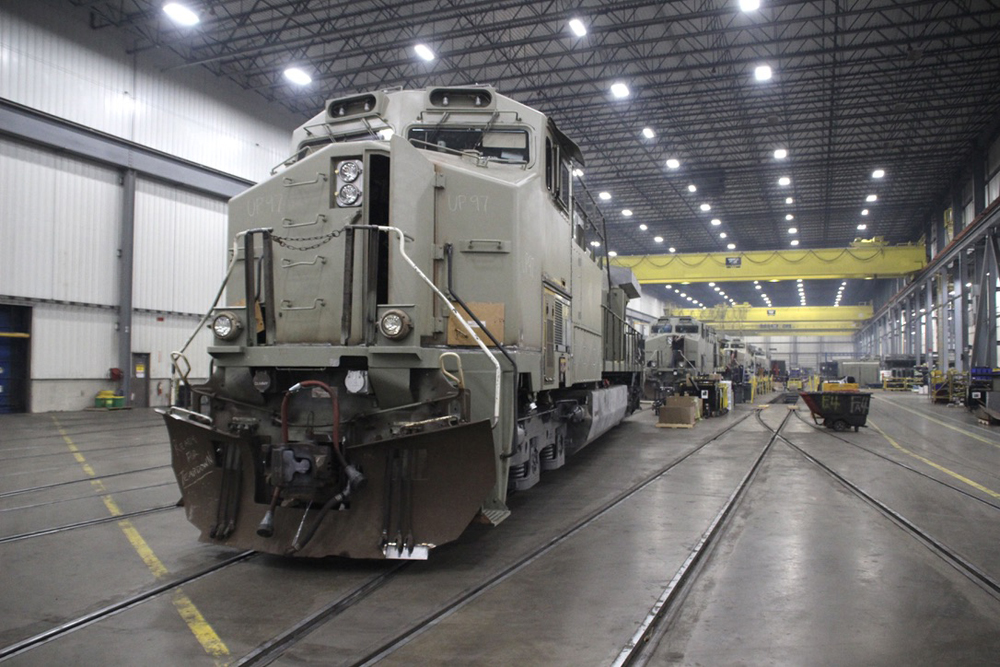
[800,391,872,432]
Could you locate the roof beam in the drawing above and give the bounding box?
[614,245,926,283]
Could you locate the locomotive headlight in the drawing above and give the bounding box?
[338,159,362,183]
[378,309,412,340]
[211,311,243,341]
[337,183,361,207]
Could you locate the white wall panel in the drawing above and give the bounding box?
[0,2,299,182]
[31,305,118,379]
[133,178,228,314]
[131,313,212,380]
[0,136,121,304]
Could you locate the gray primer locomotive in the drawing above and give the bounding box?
[162,87,643,560]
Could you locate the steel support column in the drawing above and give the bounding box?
[955,251,968,371]
[925,280,934,369]
[118,169,136,405]
[971,234,999,368]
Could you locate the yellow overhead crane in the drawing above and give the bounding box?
[612,244,925,283]
[671,304,873,336]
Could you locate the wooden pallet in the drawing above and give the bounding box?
[655,422,695,429]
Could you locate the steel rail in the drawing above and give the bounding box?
[0,465,173,499]
[765,417,1000,599]
[0,504,178,545]
[612,407,794,667]
[0,550,256,662]
[791,409,1000,512]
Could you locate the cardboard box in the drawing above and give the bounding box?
[447,302,505,346]
[663,395,702,418]
[658,405,698,426]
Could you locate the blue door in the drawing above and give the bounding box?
[0,306,30,414]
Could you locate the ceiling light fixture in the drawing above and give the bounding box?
[163,2,200,25]
[754,64,772,81]
[857,224,867,230]
[610,82,630,98]
[621,209,633,216]
[654,236,664,243]
[788,227,797,234]
[774,148,787,159]
[599,191,612,200]
[669,247,676,253]
[866,194,878,202]
[700,203,712,212]
[639,223,648,231]
[642,127,655,139]
[727,243,736,250]
[608,250,617,257]
[688,184,697,193]
[414,44,436,61]
[283,67,312,85]
[666,158,680,169]
[573,168,584,177]
[711,218,721,226]
[720,232,727,238]
[872,169,885,179]
[568,18,587,37]
[778,176,790,186]
[785,197,794,204]
[785,214,794,221]
[790,239,800,246]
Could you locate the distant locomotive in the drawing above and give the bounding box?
[162,86,643,560]
[643,314,720,401]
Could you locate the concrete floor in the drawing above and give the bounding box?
[1,392,998,665]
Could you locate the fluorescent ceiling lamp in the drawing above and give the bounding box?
[788,227,797,234]
[785,214,794,220]
[283,67,312,85]
[857,223,867,230]
[872,169,885,179]
[608,250,617,257]
[790,239,800,246]
[590,240,601,247]
[569,18,587,37]
[687,184,697,193]
[669,247,676,253]
[866,194,877,202]
[639,223,648,231]
[778,176,790,186]
[163,2,199,26]
[621,209,633,216]
[774,148,787,159]
[700,203,712,212]
[861,209,869,215]
[666,158,680,169]
[720,232,727,238]
[610,82,630,98]
[414,44,435,61]
[709,282,716,286]
[755,284,762,289]
[599,191,612,200]
[573,168,584,177]
[642,127,655,139]
[727,243,736,249]
[654,236,664,243]
[754,64,772,81]
[785,197,794,204]
[711,218,721,226]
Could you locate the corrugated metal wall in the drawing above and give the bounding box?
[0,2,298,182]
[133,179,228,314]
[0,3,302,410]
[0,136,121,304]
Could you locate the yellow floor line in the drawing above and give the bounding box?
[54,417,230,661]
[871,395,1000,450]
[869,420,1000,500]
